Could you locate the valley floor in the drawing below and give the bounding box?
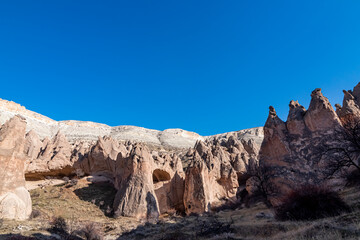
[1,178,360,240]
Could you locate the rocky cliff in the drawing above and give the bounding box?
[258,84,360,204]
[0,97,264,220]
[3,82,359,220]
[0,116,32,220]
[0,98,203,148]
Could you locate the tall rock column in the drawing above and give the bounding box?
[183,152,212,214]
[0,115,32,220]
[113,144,160,220]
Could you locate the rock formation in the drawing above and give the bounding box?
[4,83,359,218]
[25,131,74,179]
[0,98,203,148]
[259,88,343,203]
[336,82,360,120]
[76,138,186,217]
[152,152,185,214]
[113,144,160,220]
[75,136,128,179]
[0,115,32,220]
[0,97,265,218]
[184,131,261,214]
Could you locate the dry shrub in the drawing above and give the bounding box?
[197,215,234,237]
[50,216,68,233]
[80,223,103,240]
[29,209,41,219]
[275,185,350,221]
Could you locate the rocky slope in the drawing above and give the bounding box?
[0,98,204,148]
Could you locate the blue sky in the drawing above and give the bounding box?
[1,1,360,135]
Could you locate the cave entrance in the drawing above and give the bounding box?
[153,169,171,183]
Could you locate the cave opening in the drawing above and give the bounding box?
[153,169,171,183]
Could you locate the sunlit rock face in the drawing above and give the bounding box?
[0,116,32,220]
[74,137,186,216]
[336,82,360,120]
[25,131,75,179]
[259,88,343,203]
[0,98,204,148]
[0,97,267,217]
[113,144,160,220]
[184,130,262,215]
[75,136,128,179]
[152,152,185,214]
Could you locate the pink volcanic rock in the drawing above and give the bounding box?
[113,144,160,220]
[26,131,74,179]
[0,115,32,220]
[183,137,259,214]
[259,88,343,203]
[152,152,185,213]
[336,83,360,120]
[75,136,128,179]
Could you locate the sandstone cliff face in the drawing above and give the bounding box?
[336,82,360,120]
[152,152,185,214]
[0,97,266,218]
[259,88,343,203]
[0,115,32,220]
[70,136,186,217]
[0,98,203,148]
[113,144,160,220]
[184,131,261,214]
[75,136,128,179]
[25,131,74,179]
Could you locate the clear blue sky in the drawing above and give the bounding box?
[1,1,360,135]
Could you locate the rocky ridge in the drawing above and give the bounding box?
[257,83,360,204]
[0,98,204,148]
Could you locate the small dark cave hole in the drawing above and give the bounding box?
[153,169,171,183]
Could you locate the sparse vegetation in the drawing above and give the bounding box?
[29,209,41,219]
[50,216,68,233]
[80,223,103,240]
[1,178,360,240]
[245,163,278,207]
[196,215,234,238]
[274,185,350,221]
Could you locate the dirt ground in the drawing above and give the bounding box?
[0,179,360,240]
